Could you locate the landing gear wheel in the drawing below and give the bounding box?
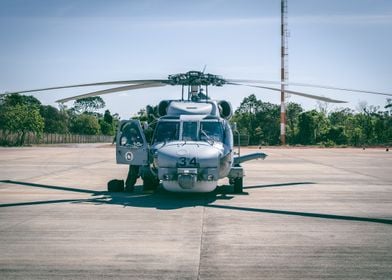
[233,177,243,194]
[125,165,139,192]
[143,176,160,191]
[107,179,125,192]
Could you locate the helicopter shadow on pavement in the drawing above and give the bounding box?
[243,182,316,190]
[0,180,317,210]
[1,180,392,225]
[84,185,237,210]
[0,180,232,210]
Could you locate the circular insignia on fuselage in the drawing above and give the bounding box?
[125,152,134,161]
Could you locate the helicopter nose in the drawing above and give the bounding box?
[155,142,222,192]
[156,142,221,169]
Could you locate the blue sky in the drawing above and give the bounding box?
[1,0,391,118]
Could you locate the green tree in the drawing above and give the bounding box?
[0,104,44,145]
[254,102,280,145]
[329,108,353,126]
[99,109,116,135]
[297,110,329,145]
[0,93,41,108]
[40,105,69,134]
[286,102,303,144]
[103,109,113,124]
[233,95,280,145]
[70,114,100,135]
[236,94,262,114]
[326,126,347,145]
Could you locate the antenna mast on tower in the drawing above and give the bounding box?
[280,0,289,145]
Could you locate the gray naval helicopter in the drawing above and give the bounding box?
[114,80,263,194]
[111,71,273,194]
[4,70,391,193]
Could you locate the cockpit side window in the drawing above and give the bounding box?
[200,121,224,142]
[121,122,144,147]
[182,122,198,141]
[152,121,180,143]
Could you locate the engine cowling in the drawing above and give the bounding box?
[218,100,232,119]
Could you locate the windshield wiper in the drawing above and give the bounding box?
[200,129,214,145]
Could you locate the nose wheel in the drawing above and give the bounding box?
[228,165,244,194]
[230,177,243,194]
[233,177,243,193]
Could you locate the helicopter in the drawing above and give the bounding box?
[2,70,391,193]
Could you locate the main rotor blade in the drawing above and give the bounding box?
[2,79,168,96]
[56,82,167,103]
[227,79,392,97]
[228,82,347,103]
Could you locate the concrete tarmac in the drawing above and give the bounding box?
[0,144,391,279]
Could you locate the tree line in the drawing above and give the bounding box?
[232,94,392,146]
[1,93,391,146]
[0,94,119,146]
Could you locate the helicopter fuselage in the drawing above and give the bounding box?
[151,113,233,192]
[115,99,265,193]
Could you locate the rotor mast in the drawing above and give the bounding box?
[280,0,289,145]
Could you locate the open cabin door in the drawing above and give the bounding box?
[116,120,149,165]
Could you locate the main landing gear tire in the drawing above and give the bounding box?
[107,179,125,192]
[125,165,139,192]
[143,176,160,191]
[233,177,243,194]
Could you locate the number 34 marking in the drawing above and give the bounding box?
[178,157,198,167]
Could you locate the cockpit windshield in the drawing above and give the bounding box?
[182,122,198,141]
[152,121,180,143]
[200,121,224,142]
[152,120,224,144]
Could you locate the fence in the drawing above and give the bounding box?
[233,133,250,146]
[0,130,113,146]
[1,130,250,146]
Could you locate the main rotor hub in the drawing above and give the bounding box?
[167,71,226,87]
